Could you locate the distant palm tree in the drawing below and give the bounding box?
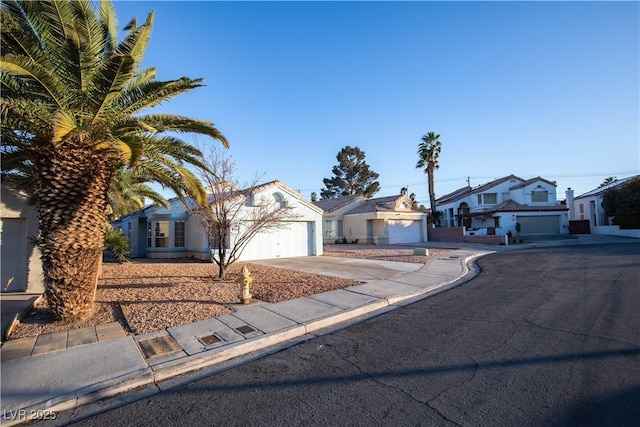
[1,0,228,320]
[107,168,167,220]
[416,132,442,220]
[599,177,617,187]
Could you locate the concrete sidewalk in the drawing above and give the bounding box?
[1,294,42,343]
[0,248,487,426]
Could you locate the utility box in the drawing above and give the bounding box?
[413,248,429,256]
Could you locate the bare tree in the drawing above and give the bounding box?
[185,146,300,279]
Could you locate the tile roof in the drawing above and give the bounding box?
[465,199,568,216]
[115,180,323,219]
[344,195,423,215]
[313,194,364,212]
[509,176,557,190]
[436,175,524,205]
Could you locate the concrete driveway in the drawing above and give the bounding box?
[250,256,422,281]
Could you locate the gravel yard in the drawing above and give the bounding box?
[10,245,450,339]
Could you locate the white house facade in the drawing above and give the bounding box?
[0,184,44,293]
[568,175,640,238]
[314,195,428,245]
[112,181,323,261]
[435,175,569,236]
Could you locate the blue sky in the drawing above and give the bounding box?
[113,1,639,204]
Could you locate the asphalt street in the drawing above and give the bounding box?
[72,243,640,427]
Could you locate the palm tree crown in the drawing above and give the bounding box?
[416,132,442,220]
[1,0,228,320]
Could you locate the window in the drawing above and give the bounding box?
[579,204,584,213]
[273,192,286,208]
[325,220,333,237]
[174,221,185,247]
[154,221,169,248]
[531,190,548,202]
[337,220,343,237]
[477,193,497,205]
[147,222,152,247]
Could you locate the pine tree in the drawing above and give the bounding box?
[320,146,380,199]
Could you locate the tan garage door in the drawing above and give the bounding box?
[1,218,28,292]
[516,216,560,234]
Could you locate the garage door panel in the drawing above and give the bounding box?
[389,220,422,244]
[239,222,311,261]
[516,216,560,234]
[1,218,27,291]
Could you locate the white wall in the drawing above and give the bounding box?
[1,185,44,293]
[593,226,640,238]
[113,183,323,261]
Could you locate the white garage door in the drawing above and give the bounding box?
[388,220,422,244]
[1,218,28,291]
[516,216,560,234]
[239,221,313,261]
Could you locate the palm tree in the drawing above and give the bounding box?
[599,177,617,187]
[416,132,442,221]
[106,168,167,221]
[1,0,228,321]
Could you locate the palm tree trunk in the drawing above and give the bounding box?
[34,141,114,321]
[427,164,437,220]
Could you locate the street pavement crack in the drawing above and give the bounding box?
[427,321,517,404]
[523,318,640,347]
[331,333,464,426]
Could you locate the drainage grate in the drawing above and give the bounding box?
[198,334,222,346]
[236,325,256,335]
[138,335,181,359]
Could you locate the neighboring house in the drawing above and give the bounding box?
[568,175,640,238]
[313,195,428,245]
[112,180,323,261]
[0,184,44,293]
[435,175,569,236]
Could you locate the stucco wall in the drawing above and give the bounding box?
[1,185,44,293]
[428,226,464,242]
[114,184,323,261]
[342,215,367,243]
[593,226,640,238]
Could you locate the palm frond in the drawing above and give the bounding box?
[116,77,206,116]
[99,0,117,55]
[140,114,229,148]
[0,53,66,109]
[88,53,136,123]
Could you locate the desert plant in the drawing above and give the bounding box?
[104,227,131,262]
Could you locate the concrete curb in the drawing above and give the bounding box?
[9,251,491,426]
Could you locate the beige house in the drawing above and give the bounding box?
[0,184,43,293]
[314,195,428,245]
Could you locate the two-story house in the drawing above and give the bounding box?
[435,175,569,236]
